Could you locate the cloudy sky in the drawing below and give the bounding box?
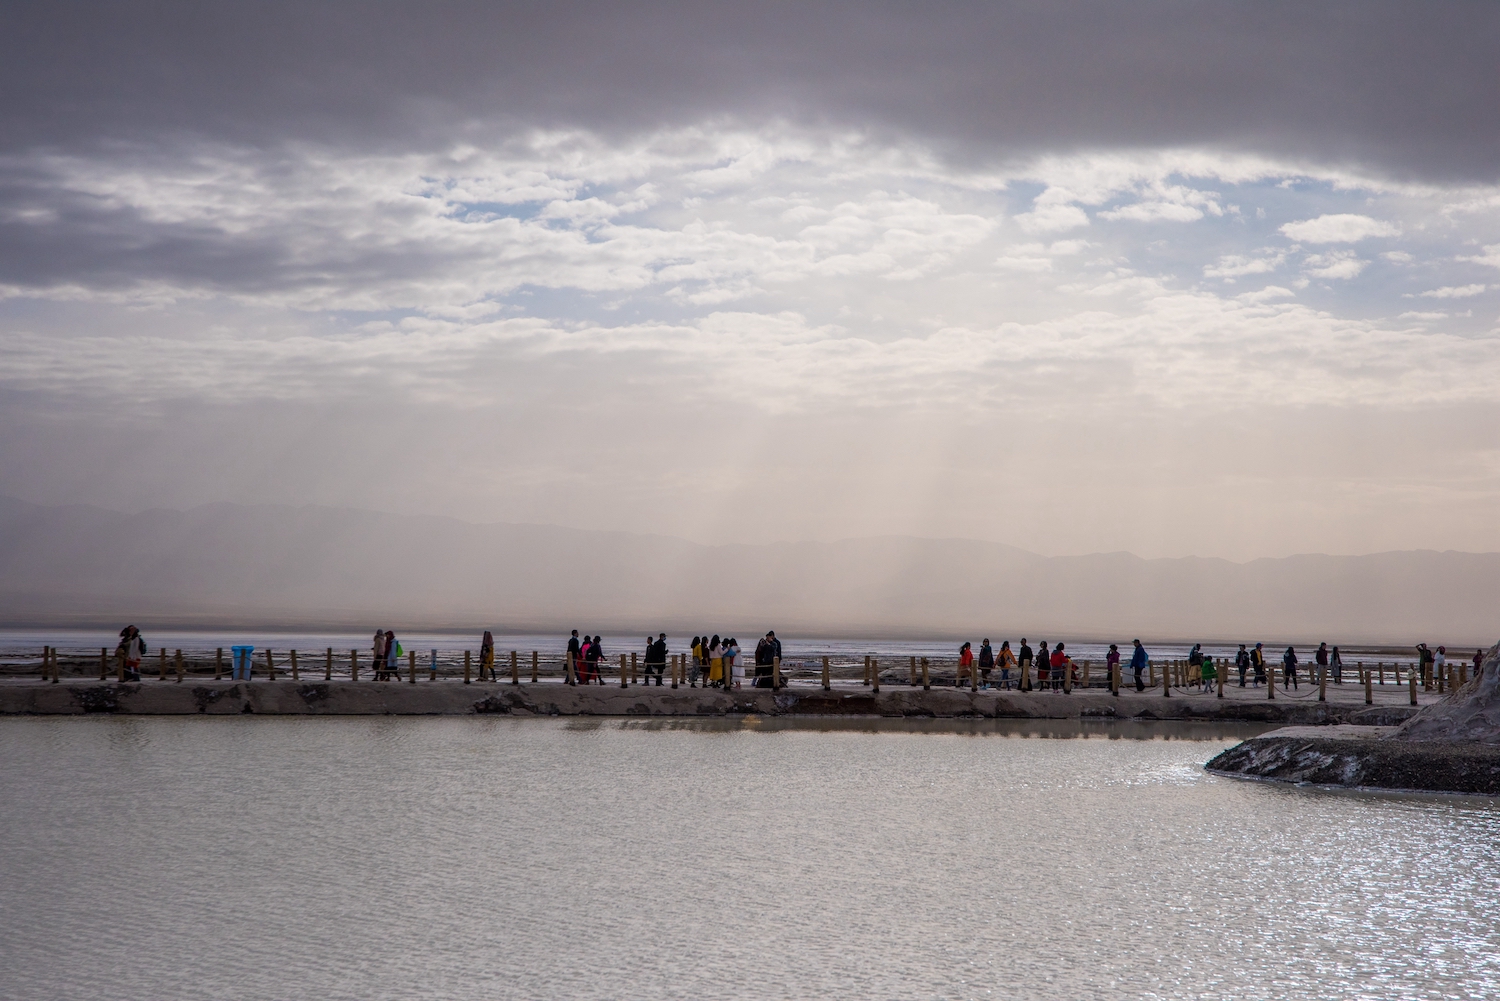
[3,1,1500,560]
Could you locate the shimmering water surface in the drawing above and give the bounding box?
[3,717,1498,1000]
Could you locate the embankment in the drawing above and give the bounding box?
[0,680,1421,722]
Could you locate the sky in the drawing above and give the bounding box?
[3,1,1500,562]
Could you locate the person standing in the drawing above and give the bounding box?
[566,630,582,684]
[1282,646,1299,690]
[1476,648,1487,680]
[725,637,743,689]
[686,637,701,687]
[479,630,495,682]
[1435,646,1448,688]
[707,635,722,687]
[1251,643,1266,687]
[956,642,974,687]
[1130,639,1148,692]
[977,639,994,688]
[117,625,147,682]
[1330,645,1343,684]
[1105,643,1120,691]
[587,635,605,684]
[1050,642,1069,692]
[1315,642,1329,688]
[1235,644,1250,687]
[998,640,1017,690]
[1416,642,1433,689]
[385,630,400,682]
[646,633,667,686]
[1036,641,1050,688]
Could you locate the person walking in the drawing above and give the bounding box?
[1282,646,1299,690]
[1235,644,1250,687]
[978,639,994,689]
[956,641,974,688]
[1130,639,1148,692]
[117,625,147,682]
[372,629,388,681]
[385,630,400,682]
[998,640,1017,690]
[586,635,605,684]
[1251,643,1266,687]
[1330,645,1343,684]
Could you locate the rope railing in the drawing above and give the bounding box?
[5,645,1453,710]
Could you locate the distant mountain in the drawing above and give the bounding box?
[0,495,1494,643]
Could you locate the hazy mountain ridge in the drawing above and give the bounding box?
[0,496,1493,643]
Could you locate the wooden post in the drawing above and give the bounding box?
[863,655,871,687]
[159,648,168,681]
[909,656,917,686]
[531,651,539,684]
[429,651,437,682]
[1437,662,1445,694]
[631,650,638,686]
[100,647,108,682]
[350,649,358,682]
[670,653,679,689]
[1019,657,1028,692]
[117,648,125,683]
[1377,662,1384,685]
[822,656,831,691]
[971,656,979,692]
[1163,659,1170,697]
[1083,659,1091,688]
[1148,661,1155,688]
[1365,666,1374,705]
[1409,666,1418,706]
[620,652,628,688]
[1061,658,1069,694]
[566,651,576,686]
[1267,660,1275,699]
[1111,660,1120,697]
[1217,660,1225,698]
[511,650,519,686]
[267,649,276,681]
[325,647,333,682]
[408,649,416,684]
[1460,660,1468,687]
[869,658,876,693]
[1318,664,1326,701]
[464,649,472,684]
[176,649,185,684]
[922,657,931,691]
[290,649,300,682]
[775,656,783,691]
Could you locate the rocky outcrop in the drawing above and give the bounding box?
[1208,642,1500,793]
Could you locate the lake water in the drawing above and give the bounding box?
[3,716,1497,1000]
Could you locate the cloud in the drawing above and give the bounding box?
[1203,252,1284,279]
[1015,201,1090,234]
[1279,214,1401,243]
[1302,250,1368,280]
[1462,244,1500,271]
[1399,311,1448,321]
[1416,284,1487,299]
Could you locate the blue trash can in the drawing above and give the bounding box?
[231,645,255,681]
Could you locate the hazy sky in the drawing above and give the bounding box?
[3,2,1500,560]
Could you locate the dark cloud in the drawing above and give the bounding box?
[2,1,1497,180]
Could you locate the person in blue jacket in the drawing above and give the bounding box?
[1130,639,1149,691]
